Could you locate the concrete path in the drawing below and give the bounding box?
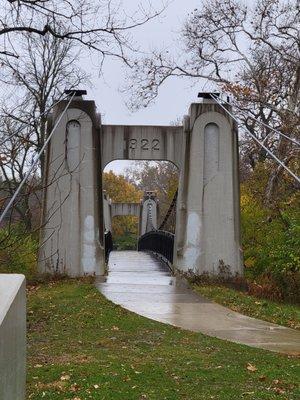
[96,251,300,355]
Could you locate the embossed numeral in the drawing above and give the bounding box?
[141,139,149,150]
[152,139,160,151]
[127,138,160,151]
[129,139,137,150]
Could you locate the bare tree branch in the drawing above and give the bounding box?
[126,0,300,200]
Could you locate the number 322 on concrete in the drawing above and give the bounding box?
[128,138,160,151]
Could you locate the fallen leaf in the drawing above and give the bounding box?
[246,363,257,372]
[70,383,80,392]
[274,387,285,395]
[60,374,70,381]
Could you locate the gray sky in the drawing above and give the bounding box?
[83,0,205,126]
[82,0,204,174]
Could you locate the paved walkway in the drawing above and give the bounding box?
[96,251,300,355]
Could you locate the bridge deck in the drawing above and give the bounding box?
[96,251,300,355]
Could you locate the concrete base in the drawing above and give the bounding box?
[0,274,26,400]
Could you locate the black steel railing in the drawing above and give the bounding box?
[138,230,174,264]
[104,230,113,262]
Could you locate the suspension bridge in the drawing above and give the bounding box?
[1,90,300,400]
[1,89,298,278]
[35,89,300,354]
[35,90,243,276]
[103,189,177,265]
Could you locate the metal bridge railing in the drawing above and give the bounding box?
[138,230,174,264]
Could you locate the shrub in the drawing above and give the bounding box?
[114,232,137,250]
[241,166,300,302]
[0,224,38,281]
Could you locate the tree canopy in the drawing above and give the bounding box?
[0,0,165,61]
[126,0,300,200]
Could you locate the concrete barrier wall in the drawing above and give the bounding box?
[0,274,26,400]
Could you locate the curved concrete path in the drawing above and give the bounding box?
[96,251,300,355]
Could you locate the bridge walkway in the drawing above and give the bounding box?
[96,251,300,355]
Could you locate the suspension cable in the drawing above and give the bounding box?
[159,189,178,231]
[0,93,70,147]
[0,93,75,224]
[210,93,300,185]
[212,94,300,147]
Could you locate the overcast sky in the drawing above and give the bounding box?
[82,0,207,173]
[84,0,206,126]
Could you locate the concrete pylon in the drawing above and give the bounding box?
[38,93,105,276]
[38,91,242,278]
[175,95,243,276]
[139,191,159,236]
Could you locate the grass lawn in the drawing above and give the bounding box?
[27,280,300,400]
[193,285,300,330]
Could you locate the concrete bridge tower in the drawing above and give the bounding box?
[38,91,242,277]
[39,91,105,276]
[175,93,243,275]
[102,191,159,238]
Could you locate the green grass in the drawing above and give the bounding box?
[193,285,300,330]
[27,280,300,400]
[114,233,138,250]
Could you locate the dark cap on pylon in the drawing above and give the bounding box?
[198,92,220,99]
[64,89,87,97]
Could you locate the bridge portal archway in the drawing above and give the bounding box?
[102,159,179,256]
[38,92,243,277]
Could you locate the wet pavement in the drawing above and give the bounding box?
[96,251,300,355]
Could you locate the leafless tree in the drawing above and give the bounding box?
[1,33,87,170]
[0,32,87,228]
[127,0,300,200]
[0,0,167,61]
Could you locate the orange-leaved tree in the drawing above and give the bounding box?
[103,170,142,237]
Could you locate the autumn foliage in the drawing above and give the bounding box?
[103,170,142,242]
